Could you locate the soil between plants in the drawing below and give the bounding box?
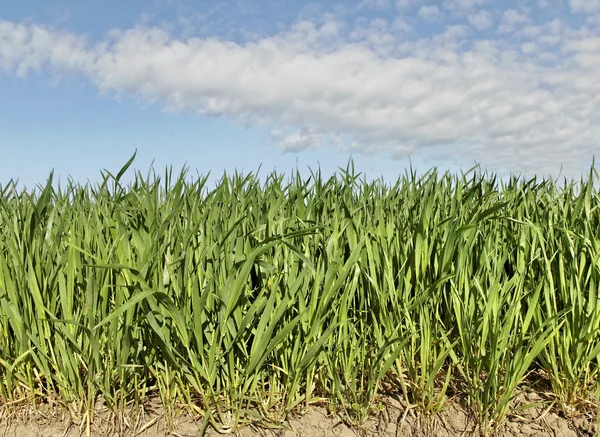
[1,395,597,437]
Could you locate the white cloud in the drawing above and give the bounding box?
[0,17,598,177]
[392,17,413,33]
[468,10,493,31]
[519,18,568,47]
[349,18,397,55]
[498,9,530,33]
[267,128,324,152]
[0,21,96,77]
[443,0,490,14]
[520,42,538,54]
[395,0,421,9]
[418,5,444,21]
[569,0,600,13]
[360,0,392,10]
[501,9,530,25]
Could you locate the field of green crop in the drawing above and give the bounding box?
[0,156,599,436]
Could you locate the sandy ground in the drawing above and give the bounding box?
[1,397,597,437]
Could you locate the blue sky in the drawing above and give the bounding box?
[1,0,599,189]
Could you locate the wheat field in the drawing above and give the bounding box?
[1,156,599,436]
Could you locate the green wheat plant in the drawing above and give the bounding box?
[0,154,598,437]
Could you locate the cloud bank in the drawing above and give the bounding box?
[0,6,599,177]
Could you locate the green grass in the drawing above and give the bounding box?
[0,155,599,436]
